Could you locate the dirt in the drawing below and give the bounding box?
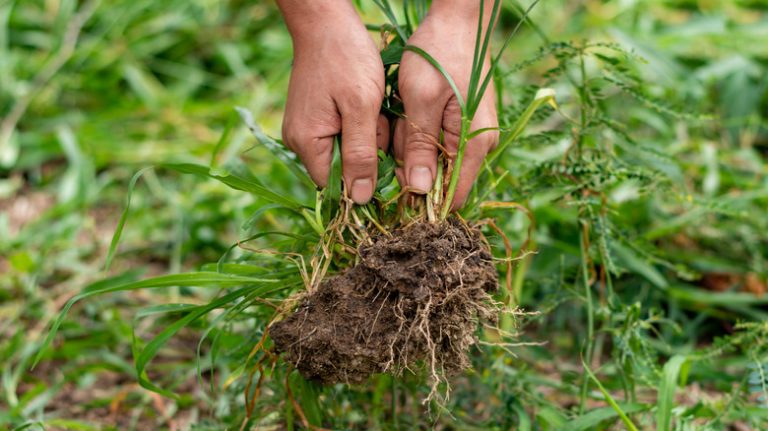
[269,218,499,385]
[701,272,766,296]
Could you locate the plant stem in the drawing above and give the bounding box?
[579,218,595,413]
[441,117,472,219]
[577,48,588,158]
[301,209,324,237]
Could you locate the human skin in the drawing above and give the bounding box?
[275,0,498,208]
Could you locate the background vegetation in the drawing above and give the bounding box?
[1,0,767,429]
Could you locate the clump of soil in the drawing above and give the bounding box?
[269,218,499,385]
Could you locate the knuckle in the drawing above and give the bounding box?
[287,129,315,149]
[399,76,442,103]
[340,86,382,112]
[487,130,500,150]
[285,129,331,160]
[475,132,498,153]
[343,145,378,168]
[406,131,439,153]
[309,137,331,158]
[415,82,443,102]
[442,115,462,136]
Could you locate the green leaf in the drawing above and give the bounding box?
[668,284,768,306]
[380,41,403,65]
[371,0,408,41]
[486,88,556,166]
[582,361,641,431]
[564,404,649,431]
[105,167,152,271]
[133,285,282,398]
[536,406,567,428]
[33,272,277,367]
[134,303,199,319]
[209,110,238,169]
[235,106,314,188]
[657,355,689,431]
[611,242,668,289]
[322,139,342,223]
[290,372,323,426]
[163,162,307,210]
[376,149,396,192]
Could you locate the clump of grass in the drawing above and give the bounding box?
[261,0,553,401]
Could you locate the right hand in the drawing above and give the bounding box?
[280,4,389,204]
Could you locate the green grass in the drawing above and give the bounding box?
[2,0,768,429]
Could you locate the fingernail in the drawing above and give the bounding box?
[351,178,373,204]
[409,166,433,193]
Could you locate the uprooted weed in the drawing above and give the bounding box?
[270,218,499,396]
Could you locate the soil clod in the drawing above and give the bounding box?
[269,219,498,385]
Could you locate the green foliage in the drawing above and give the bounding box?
[2,0,767,430]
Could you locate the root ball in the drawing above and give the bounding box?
[269,219,499,384]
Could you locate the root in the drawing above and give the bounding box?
[270,218,507,402]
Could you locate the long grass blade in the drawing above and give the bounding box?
[371,0,408,41]
[105,167,152,271]
[467,0,487,108]
[235,106,314,188]
[473,0,541,115]
[467,0,501,115]
[133,283,285,398]
[485,88,555,165]
[33,272,277,367]
[564,403,649,431]
[657,355,689,431]
[582,361,640,431]
[322,138,343,223]
[163,162,307,210]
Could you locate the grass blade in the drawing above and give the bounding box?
[104,167,152,271]
[133,284,285,398]
[657,355,689,431]
[33,272,277,367]
[565,403,649,431]
[322,138,342,223]
[582,360,640,431]
[163,162,307,210]
[236,106,314,188]
[473,0,540,114]
[371,0,409,41]
[467,0,501,115]
[485,88,555,166]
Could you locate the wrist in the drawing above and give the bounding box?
[428,0,493,28]
[276,0,362,48]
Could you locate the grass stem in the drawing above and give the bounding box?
[441,117,472,219]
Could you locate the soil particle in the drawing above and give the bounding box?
[270,218,498,384]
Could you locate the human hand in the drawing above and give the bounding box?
[395,1,499,209]
[278,1,389,204]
